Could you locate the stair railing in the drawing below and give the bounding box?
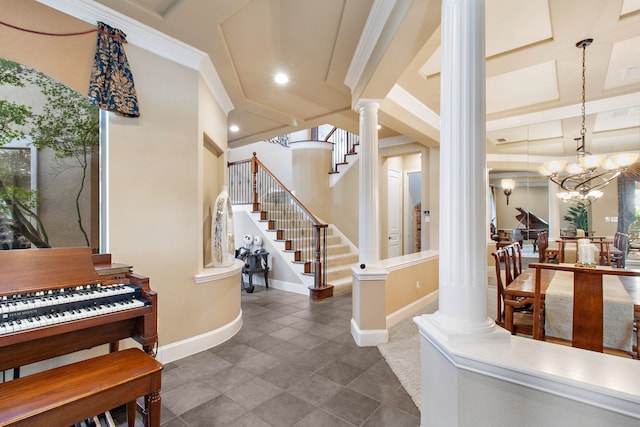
[324,127,360,173]
[228,153,330,296]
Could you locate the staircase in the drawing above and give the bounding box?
[228,154,358,298]
[258,198,357,295]
[327,127,360,188]
[323,228,358,295]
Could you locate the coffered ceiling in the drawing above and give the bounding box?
[51,0,640,171]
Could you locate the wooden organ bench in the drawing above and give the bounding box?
[0,247,160,426]
[0,348,162,427]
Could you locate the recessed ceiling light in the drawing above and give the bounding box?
[274,72,289,85]
[229,125,239,132]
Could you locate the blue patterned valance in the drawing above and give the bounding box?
[88,22,140,117]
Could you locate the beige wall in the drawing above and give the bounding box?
[108,46,237,345]
[494,184,549,230]
[228,140,294,189]
[589,179,618,237]
[493,179,619,238]
[291,144,332,222]
[329,155,360,246]
[0,0,94,96]
[385,257,438,315]
[2,1,239,349]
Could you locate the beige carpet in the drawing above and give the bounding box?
[377,286,497,411]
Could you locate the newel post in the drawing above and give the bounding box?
[309,224,333,300]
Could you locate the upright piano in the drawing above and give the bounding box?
[513,207,549,252]
[0,247,157,374]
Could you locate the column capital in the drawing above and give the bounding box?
[355,98,382,112]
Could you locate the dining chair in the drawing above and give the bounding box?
[492,248,533,334]
[492,248,511,328]
[505,242,522,279]
[609,232,629,268]
[537,231,559,263]
[634,311,639,360]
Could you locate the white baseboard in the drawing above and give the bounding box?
[386,290,439,329]
[351,318,389,347]
[250,279,309,295]
[157,311,242,364]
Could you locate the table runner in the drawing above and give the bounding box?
[544,271,634,351]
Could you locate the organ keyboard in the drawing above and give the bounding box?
[0,247,157,373]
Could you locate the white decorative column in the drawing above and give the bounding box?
[548,181,561,239]
[357,99,381,266]
[350,99,388,347]
[432,0,493,333]
[415,2,510,425]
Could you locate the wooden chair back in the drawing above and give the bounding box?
[537,231,549,263]
[505,242,522,279]
[612,232,629,267]
[492,247,512,326]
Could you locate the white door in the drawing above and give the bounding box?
[387,168,402,257]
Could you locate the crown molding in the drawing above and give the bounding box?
[36,0,234,114]
[387,84,441,130]
[344,0,398,92]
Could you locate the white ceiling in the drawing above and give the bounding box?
[81,0,640,172]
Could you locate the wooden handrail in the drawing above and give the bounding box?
[251,154,327,228]
[324,126,337,142]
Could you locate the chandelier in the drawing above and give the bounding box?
[539,38,639,204]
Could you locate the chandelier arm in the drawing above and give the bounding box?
[549,175,563,187]
[559,170,621,194]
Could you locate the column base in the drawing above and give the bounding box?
[351,318,389,347]
[308,284,334,301]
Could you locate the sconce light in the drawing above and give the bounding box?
[501,179,515,205]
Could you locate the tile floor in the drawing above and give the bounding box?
[153,286,420,426]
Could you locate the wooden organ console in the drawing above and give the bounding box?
[0,247,157,371]
[0,247,159,426]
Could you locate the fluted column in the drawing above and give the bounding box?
[357,99,381,266]
[548,181,561,239]
[433,0,493,333]
[350,99,388,347]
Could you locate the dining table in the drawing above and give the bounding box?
[504,263,640,355]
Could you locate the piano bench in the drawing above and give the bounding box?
[0,348,163,427]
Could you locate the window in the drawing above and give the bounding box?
[0,59,100,250]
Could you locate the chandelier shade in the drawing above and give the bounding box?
[539,38,639,204]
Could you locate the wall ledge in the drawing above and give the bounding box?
[415,314,640,420]
[377,250,438,271]
[194,259,244,284]
[289,140,332,151]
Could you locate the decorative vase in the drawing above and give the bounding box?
[211,187,235,267]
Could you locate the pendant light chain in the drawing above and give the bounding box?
[580,41,587,139]
[538,37,639,204]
